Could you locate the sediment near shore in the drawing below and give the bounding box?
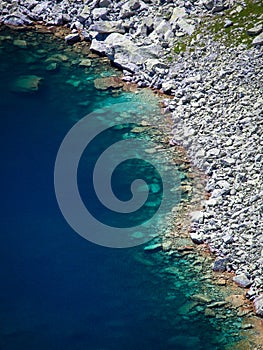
[1,0,262,319]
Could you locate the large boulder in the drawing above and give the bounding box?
[91,33,156,72]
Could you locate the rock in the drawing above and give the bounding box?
[233,273,252,288]
[224,19,233,28]
[191,294,212,304]
[169,7,187,24]
[161,80,174,93]
[247,24,263,36]
[207,301,228,308]
[65,33,80,45]
[253,294,263,317]
[90,21,125,34]
[99,0,111,7]
[190,231,204,244]
[94,76,124,90]
[177,19,195,35]
[225,294,245,308]
[144,243,162,253]
[46,62,58,71]
[13,39,27,49]
[204,308,216,317]
[78,59,92,67]
[10,75,43,93]
[92,8,109,20]
[190,211,204,224]
[78,5,91,23]
[213,258,228,272]
[91,33,155,72]
[252,32,263,46]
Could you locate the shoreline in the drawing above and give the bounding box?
[1,0,262,344]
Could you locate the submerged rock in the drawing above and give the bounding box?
[144,243,162,253]
[94,76,124,90]
[13,39,27,49]
[10,75,43,93]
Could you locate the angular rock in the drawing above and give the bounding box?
[90,21,125,34]
[247,24,263,36]
[233,273,252,288]
[253,294,263,317]
[252,32,263,46]
[78,5,91,23]
[65,33,80,45]
[213,258,228,272]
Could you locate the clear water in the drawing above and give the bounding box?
[0,28,246,349]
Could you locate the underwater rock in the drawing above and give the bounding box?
[10,75,43,93]
[144,243,162,253]
[78,58,92,67]
[94,76,123,90]
[13,39,27,48]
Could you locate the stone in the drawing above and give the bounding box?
[224,19,233,28]
[78,59,92,67]
[13,39,27,49]
[213,258,228,272]
[10,75,43,93]
[46,62,58,71]
[252,32,263,46]
[253,294,263,317]
[191,294,212,304]
[144,243,162,252]
[90,21,125,34]
[177,19,195,35]
[233,273,252,288]
[225,294,245,308]
[99,0,111,7]
[92,8,109,20]
[78,5,91,23]
[65,33,80,45]
[190,231,204,244]
[161,80,174,93]
[169,7,187,24]
[247,24,263,36]
[94,76,124,90]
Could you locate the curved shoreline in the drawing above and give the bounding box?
[1,0,262,344]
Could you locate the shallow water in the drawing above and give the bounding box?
[0,27,247,349]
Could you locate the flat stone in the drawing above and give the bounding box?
[144,243,162,253]
[13,39,27,48]
[10,75,43,93]
[90,21,125,34]
[94,76,124,90]
[191,294,212,304]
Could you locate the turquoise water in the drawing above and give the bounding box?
[0,28,246,349]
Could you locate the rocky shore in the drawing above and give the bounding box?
[1,0,262,319]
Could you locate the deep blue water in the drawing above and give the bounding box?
[0,28,245,350]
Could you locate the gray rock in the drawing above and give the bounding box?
[65,33,80,45]
[233,273,252,288]
[213,258,228,272]
[253,294,263,317]
[247,24,263,36]
[10,75,43,93]
[90,21,125,34]
[78,5,91,23]
[252,32,263,46]
[92,8,109,20]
